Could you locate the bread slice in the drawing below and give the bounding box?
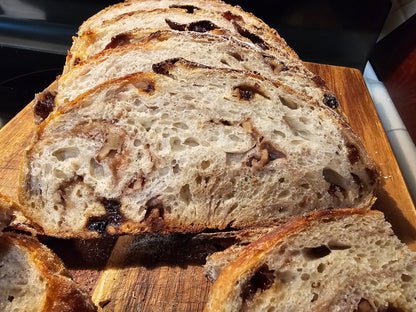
[66,1,299,73]
[19,60,378,238]
[56,30,329,109]
[0,197,96,311]
[0,232,97,312]
[204,209,416,312]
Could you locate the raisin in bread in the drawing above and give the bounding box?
[204,209,416,312]
[55,30,328,111]
[0,232,97,312]
[19,60,378,238]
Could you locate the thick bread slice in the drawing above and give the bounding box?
[55,30,330,110]
[67,1,299,73]
[19,60,378,238]
[0,232,97,312]
[204,209,416,312]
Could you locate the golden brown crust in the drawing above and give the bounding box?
[2,232,97,312]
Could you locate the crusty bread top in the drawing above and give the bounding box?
[77,0,293,57]
[64,7,301,74]
[19,60,378,238]
[204,209,416,311]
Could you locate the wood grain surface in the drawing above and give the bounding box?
[0,63,414,311]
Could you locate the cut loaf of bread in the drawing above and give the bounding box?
[55,30,331,109]
[204,209,416,312]
[66,2,298,73]
[19,60,378,238]
[0,232,97,312]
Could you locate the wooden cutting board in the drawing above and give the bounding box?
[0,63,415,311]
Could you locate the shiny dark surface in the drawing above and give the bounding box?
[0,0,390,124]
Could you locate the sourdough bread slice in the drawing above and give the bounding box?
[19,60,377,238]
[0,232,97,312]
[204,209,416,312]
[55,30,330,110]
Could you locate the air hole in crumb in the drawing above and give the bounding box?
[300,183,310,189]
[183,137,199,147]
[195,175,203,184]
[90,158,104,178]
[327,241,351,250]
[301,273,310,281]
[279,96,298,109]
[273,130,286,138]
[52,147,79,161]
[317,263,326,273]
[311,293,319,302]
[220,58,230,66]
[179,184,192,205]
[172,164,180,174]
[299,116,311,124]
[170,137,185,151]
[227,51,244,62]
[278,190,290,198]
[401,274,412,282]
[53,169,65,179]
[201,160,211,169]
[303,245,331,260]
[172,122,189,129]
